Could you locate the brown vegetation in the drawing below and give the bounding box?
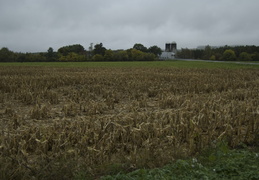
[0,66,258,179]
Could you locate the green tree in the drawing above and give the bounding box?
[239,52,252,61]
[203,45,212,60]
[58,55,67,61]
[141,53,156,61]
[127,48,155,61]
[58,44,85,56]
[46,47,55,61]
[133,43,148,52]
[148,45,162,57]
[17,53,26,62]
[193,49,204,59]
[48,47,54,54]
[58,52,85,62]
[113,50,129,61]
[222,49,236,61]
[93,43,106,56]
[104,49,114,61]
[177,48,193,59]
[130,48,144,61]
[0,47,15,62]
[92,54,104,61]
[25,53,46,62]
[251,52,259,61]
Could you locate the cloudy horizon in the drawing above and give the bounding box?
[1,0,259,52]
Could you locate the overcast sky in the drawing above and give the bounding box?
[1,0,259,52]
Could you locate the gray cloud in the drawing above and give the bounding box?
[1,0,259,52]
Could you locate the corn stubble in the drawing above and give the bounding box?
[0,66,258,179]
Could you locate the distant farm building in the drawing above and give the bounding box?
[160,42,177,60]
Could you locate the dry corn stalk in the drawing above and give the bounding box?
[0,66,258,178]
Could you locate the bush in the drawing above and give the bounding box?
[210,55,216,60]
[58,52,86,62]
[239,52,252,61]
[222,49,236,61]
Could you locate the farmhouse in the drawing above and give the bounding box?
[160,42,177,60]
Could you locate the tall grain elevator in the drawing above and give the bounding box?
[165,42,177,53]
[160,41,177,60]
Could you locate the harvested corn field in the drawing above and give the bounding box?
[0,65,259,179]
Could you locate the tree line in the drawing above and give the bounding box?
[177,45,259,61]
[0,43,162,62]
[1,43,259,62]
